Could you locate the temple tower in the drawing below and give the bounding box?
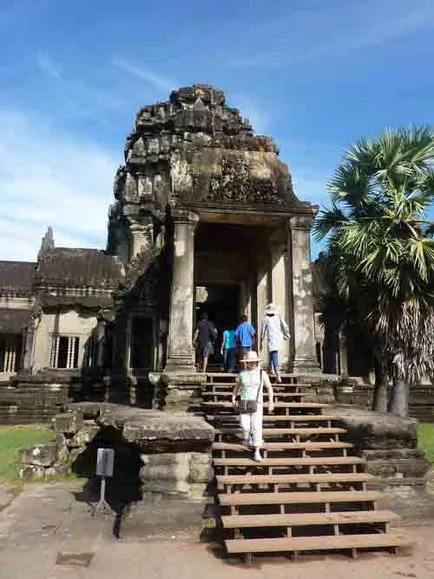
[108,84,319,377]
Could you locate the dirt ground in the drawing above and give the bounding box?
[1,482,434,579]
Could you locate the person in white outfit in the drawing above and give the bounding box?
[231,351,274,462]
[259,303,290,383]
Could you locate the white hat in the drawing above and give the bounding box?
[240,350,260,363]
[264,303,278,314]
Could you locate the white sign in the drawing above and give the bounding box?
[96,448,114,478]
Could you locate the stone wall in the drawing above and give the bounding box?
[335,382,434,422]
[19,402,215,501]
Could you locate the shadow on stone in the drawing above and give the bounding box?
[71,425,144,538]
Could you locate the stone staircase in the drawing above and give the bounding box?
[203,372,407,562]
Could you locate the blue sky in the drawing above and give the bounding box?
[0,0,433,260]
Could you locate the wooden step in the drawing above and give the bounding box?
[203,401,327,408]
[203,391,306,399]
[213,441,353,452]
[208,414,339,423]
[217,472,372,487]
[219,490,384,507]
[225,532,406,554]
[214,456,363,469]
[222,509,399,529]
[215,427,347,438]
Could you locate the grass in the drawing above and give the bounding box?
[0,424,55,483]
[417,423,434,463]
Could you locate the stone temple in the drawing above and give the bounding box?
[0,84,320,417]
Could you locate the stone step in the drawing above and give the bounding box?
[222,509,399,529]
[225,532,407,555]
[219,490,383,508]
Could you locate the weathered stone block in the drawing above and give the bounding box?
[140,453,190,495]
[189,452,213,483]
[327,405,418,449]
[68,425,100,448]
[19,442,58,467]
[53,411,84,435]
[19,465,46,480]
[45,463,72,478]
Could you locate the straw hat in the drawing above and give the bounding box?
[240,350,260,363]
[264,303,278,315]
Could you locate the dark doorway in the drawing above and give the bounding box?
[130,316,153,371]
[195,284,240,369]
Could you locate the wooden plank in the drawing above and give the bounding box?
[203,402,328,409]
[219,490,383,506]
[225,533,406,554]
[222,510,399,528]
[214,456,363,467]
[216,473,374,485]
[215,427,347,436]
[209,415,339,423]
[213,442,353,451]
[203,392,306,398]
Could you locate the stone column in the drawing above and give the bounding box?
[270,250,291,371]
[164,209,199,373]
[288,214,319,373]
[129,217,153,259]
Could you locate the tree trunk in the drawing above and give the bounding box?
[389,379,409,417]
[372,363,388,413]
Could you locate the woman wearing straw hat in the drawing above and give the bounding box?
[260,303,290,384]
[231,351,274,462]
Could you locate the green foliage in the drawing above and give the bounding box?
[418,423,434,463]
[314,126,434,395]
[0,425,54,482]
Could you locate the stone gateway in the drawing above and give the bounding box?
[0,84,319,415]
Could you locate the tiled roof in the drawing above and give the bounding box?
[0,261,36,297]
[36,249,124,289]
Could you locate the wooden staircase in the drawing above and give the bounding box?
[203,372,407,562]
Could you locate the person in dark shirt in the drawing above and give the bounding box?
[193,312,217,373]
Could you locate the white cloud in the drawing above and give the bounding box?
[0,109,119,261]
[112,56,175,92]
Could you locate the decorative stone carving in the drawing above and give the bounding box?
[197,156,284,207]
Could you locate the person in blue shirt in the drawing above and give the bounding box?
[235,315,256,359]
[220,325,237,372]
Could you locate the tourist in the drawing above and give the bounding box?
[259,303,290,383]
[220,325,237,372]
[235,314,256,359]
[193,312,217,373]
[231,351,274,462]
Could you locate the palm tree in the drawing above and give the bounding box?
[314,126,434,417]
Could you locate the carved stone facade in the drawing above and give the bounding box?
[0,84,320,419]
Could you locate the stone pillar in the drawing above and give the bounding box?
[288,214,319,373]
[129,217,153,259]
[270,250,290,371]
[164,209,199,373]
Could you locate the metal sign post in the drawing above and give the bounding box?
[92,448,115,516]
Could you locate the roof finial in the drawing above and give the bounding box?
[38,226,55,259]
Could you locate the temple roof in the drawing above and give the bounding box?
[0,261,36,297]
[111,84,317,216]
[35,248,124,289]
